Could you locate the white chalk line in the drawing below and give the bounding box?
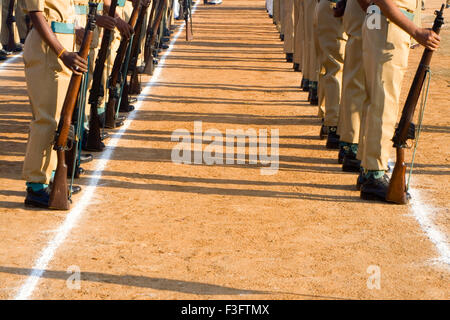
[409,188,450,267]
[13,0,201,300]
[388,160,450,269]
[0,52,23,73]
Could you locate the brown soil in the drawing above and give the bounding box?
[0,0,448,299]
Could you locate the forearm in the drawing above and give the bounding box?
[103,0,122,19]
[29,11,66,56]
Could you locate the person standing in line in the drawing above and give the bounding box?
[336,0,366,173]
[283,0,295,63]
[356,0,440,201]
[316,0,347,150]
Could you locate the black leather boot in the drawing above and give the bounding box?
[326,126,340,149]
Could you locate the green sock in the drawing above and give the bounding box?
[26,182,48,192]
[339,142,358,155]
[364,170,385,179]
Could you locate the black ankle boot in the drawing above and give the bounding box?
[342,152,361,172]
[326,126,340,149]
[301,78,309,92]
[286,53,293,63]
[360,173,390,202]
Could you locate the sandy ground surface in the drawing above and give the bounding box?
[0,0,449,299]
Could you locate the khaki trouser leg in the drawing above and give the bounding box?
[360,15,411,170]
[22,30,74,184]
[302,0,313,81]
[273,0,279,25]
[283,0,294,54]
[275,0,281,31]
[1,0,20,45]
[338,35,365,143]
[338,0,366,142]
[313,2,325,115]
[279,0,284,35]
[293,0,302,66]
[316,0,346,126]
[16,0,27,40]
[304,0,319,83]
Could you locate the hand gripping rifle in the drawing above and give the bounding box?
[5,0,16,51]
[86,0,119,151]
[386,5,445,204]
[143,0,167,75]
[48,3,98,210]
[105,1,141,128]
[127,0,151,95]
[183,0,193,41]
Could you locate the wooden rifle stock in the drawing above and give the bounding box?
[49,4,98,210]
[386,5,445,204]
[143,0,167,74]
[105,2,141,128]
[128,0,151,95]
[6,0,16,51]
[86,0,119,151]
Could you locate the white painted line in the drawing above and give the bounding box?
[13,0,201,300]
[388,160,450,268]
[409,188,450,267]
[0,53,23,73]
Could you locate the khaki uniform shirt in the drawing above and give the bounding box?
[24,0,76,24]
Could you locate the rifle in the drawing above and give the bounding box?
[66,58,90,180]
[143,0,159,73]
[183,0,193,41]
[49,3,98,210]
[386,5,445,204]
[5,0,16,52]
[127,0,151,95]
[86,0,119,151]
[143,0,167,75]
[105,1,141,128]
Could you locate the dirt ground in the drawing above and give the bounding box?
[0,0,449,300]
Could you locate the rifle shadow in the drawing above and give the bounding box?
[153,81,300,93]
[0,266,265,296]
[0,266,350,299]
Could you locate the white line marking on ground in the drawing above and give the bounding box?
[13,1,201,300]
[409,188,450,267]
[0,53,23,73]
[388,159,450,268]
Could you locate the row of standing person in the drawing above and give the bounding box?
[266,0,442,202]
[20,0,182,209]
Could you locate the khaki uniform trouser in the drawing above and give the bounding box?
[279,0,284,35]
[1,0,25,45]
[273,0,280,31]
[360,14,411,170]
[22,29,74,184]
[313,2,325,116]
[293,0,303,65]
[302,0,319,83]
[283,0,294,54]
[338,0,366,144]
[316,0,346,126]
